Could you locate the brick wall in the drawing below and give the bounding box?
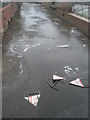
[0,3,18,33]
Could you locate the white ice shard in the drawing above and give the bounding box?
[70,78,84,88]
[57,45,69,48]
[53,74,64,80]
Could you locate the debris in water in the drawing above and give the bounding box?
[70,78,84,88]
[57,45,69,48]
[71,27,76,32]
[24,91,40,107]
[46,74,65,91]
[46,80,59,91]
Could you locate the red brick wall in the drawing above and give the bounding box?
[0,3,18,33]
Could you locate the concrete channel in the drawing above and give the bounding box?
[2,3,88,118]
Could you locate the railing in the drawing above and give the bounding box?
[72,4,90,19]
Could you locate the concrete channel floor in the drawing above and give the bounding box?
[2,3,88,118]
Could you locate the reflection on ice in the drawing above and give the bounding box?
[48,48,50,50]
[37,43,41,46]
[9,59,12,62]
[23,34,26,37]
[10,47,17,54]
[23,42,44,52]
[57,45,69,48]
[24,47,30,52]
[20,62,23,74]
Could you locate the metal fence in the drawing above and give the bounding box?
[72,4,90,19]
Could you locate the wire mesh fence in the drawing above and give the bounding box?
[72,4,90,19]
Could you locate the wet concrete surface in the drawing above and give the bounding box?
[2,3,88,118]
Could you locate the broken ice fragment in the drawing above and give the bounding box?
[24,48,29,52]
[24,91,40,107]
[64,69,69,72]
[53,74,64,81]
[75,67,79,72]
[64,66,69,69]
[70,78,84,88]
[64,66,67,69]
[68,68,73,71]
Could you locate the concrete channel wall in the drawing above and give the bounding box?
[0,3,20,33]
[42,3,90,38]
[64,13,90,38]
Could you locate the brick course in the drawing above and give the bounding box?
[0,3,18,33]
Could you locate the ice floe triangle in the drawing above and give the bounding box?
[24,92,40,107]
[70,78,84,87]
